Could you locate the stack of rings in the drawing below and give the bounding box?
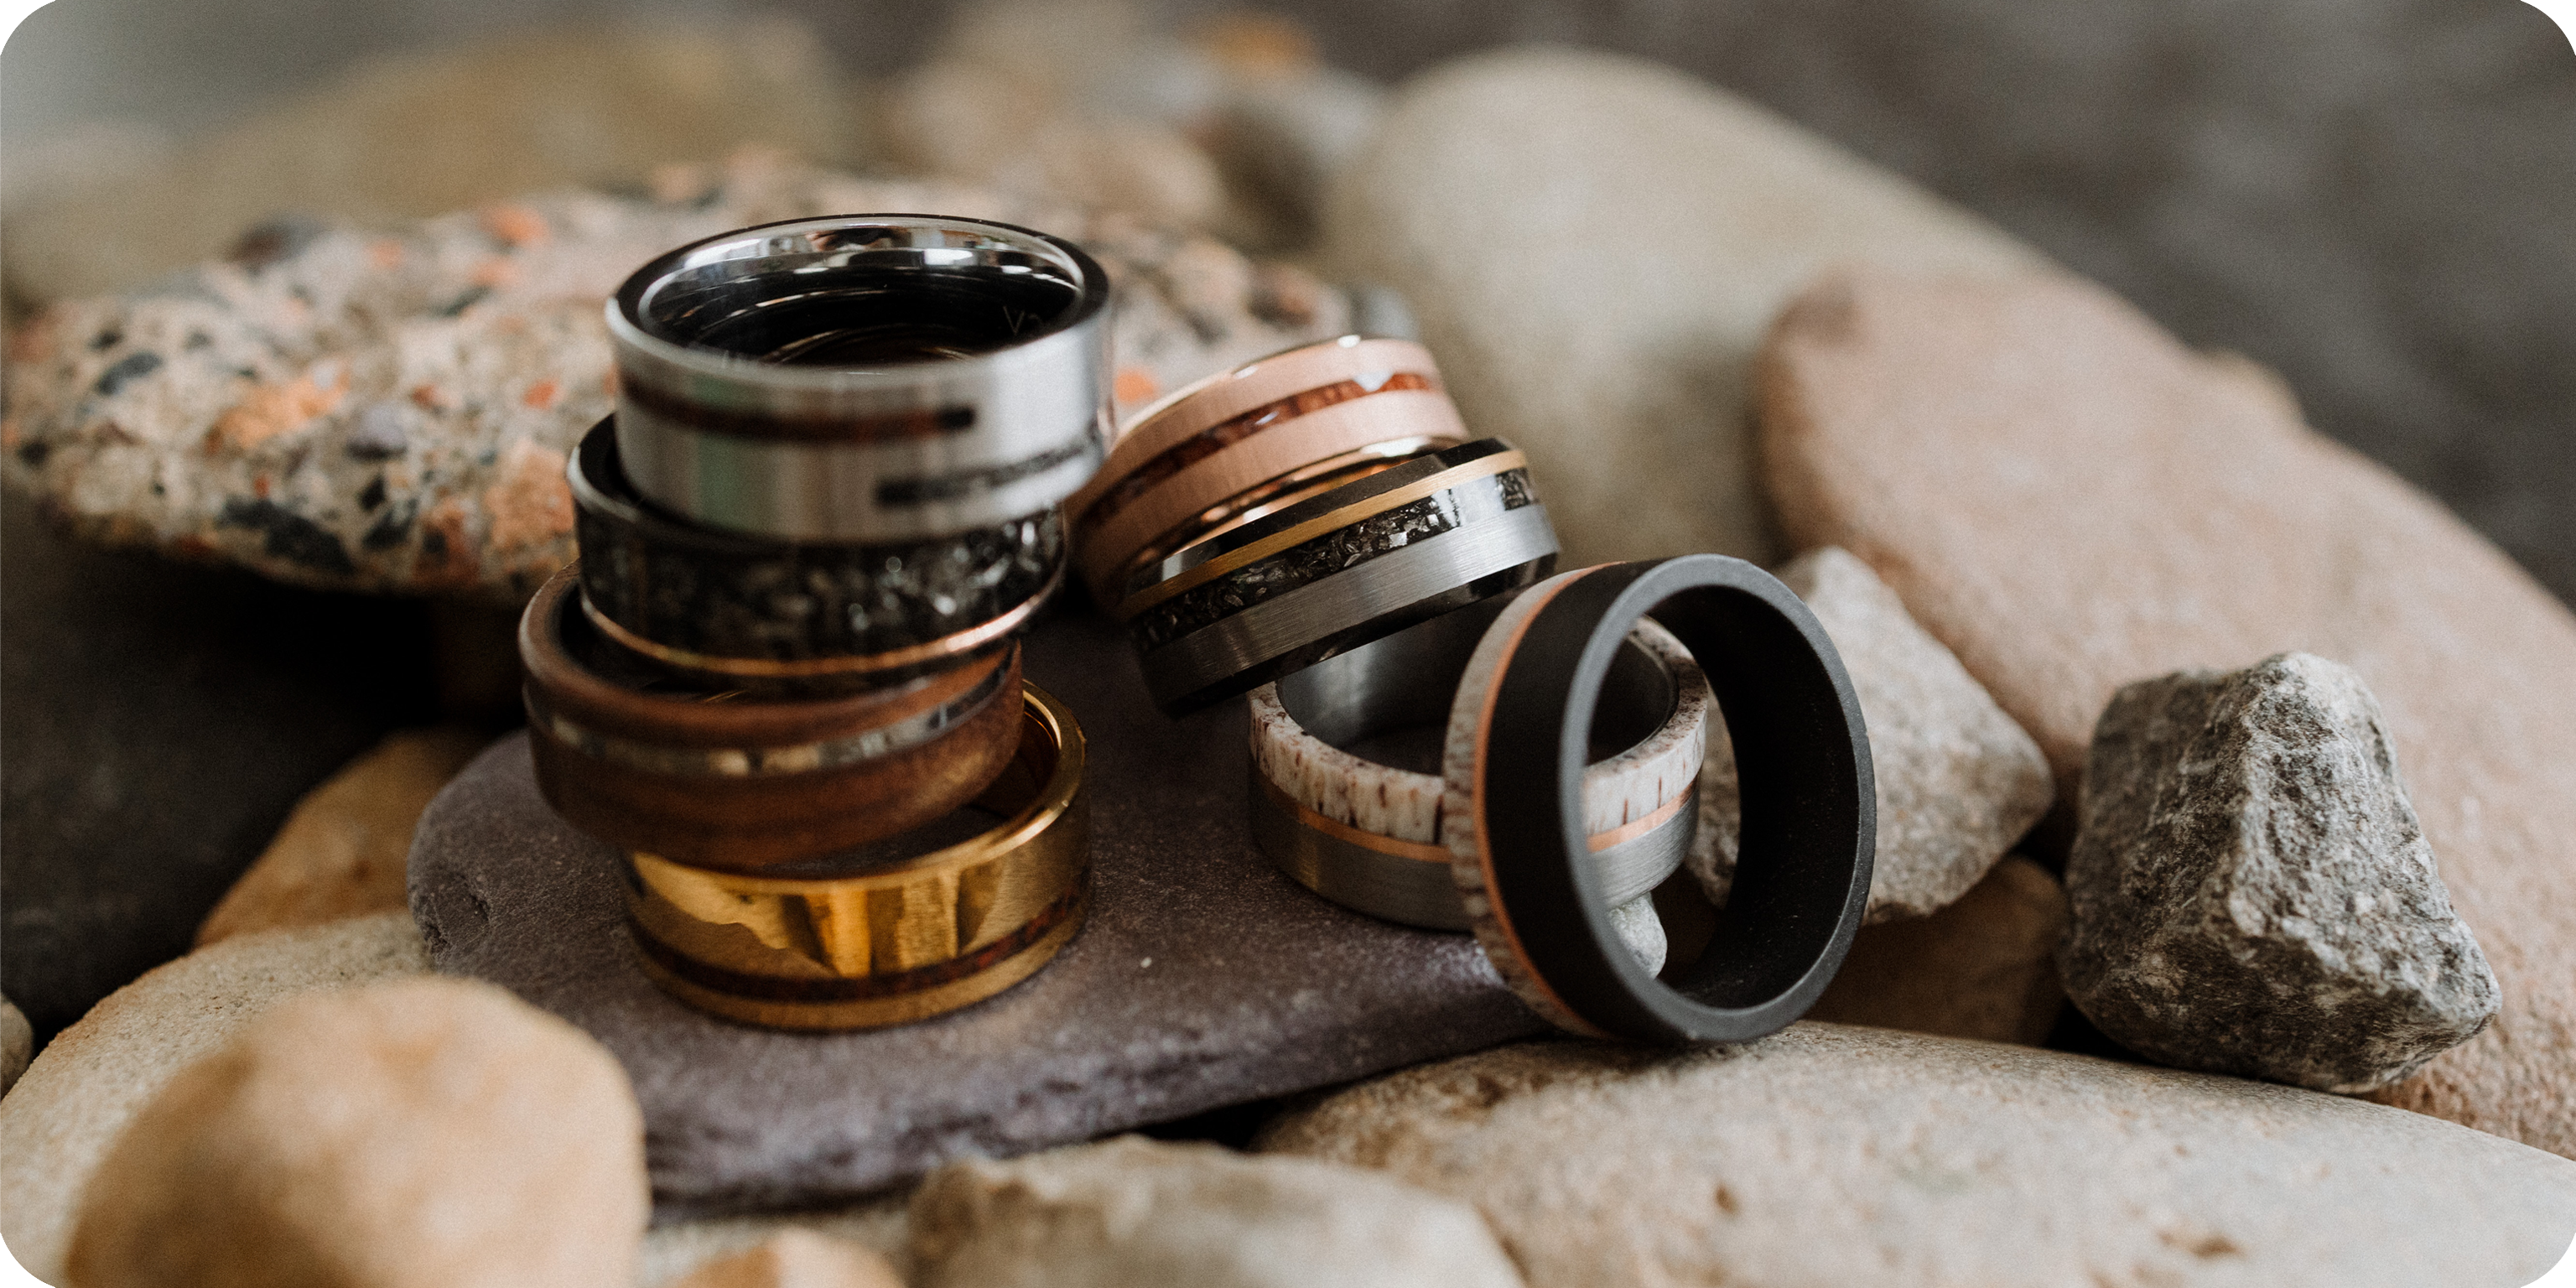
[1069,336,1558,714]
[522,214,1113,1030]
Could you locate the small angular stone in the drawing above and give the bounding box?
[2060,652,2500,1093]
[1690,547,2053,922]
[909,1136,1522,1288]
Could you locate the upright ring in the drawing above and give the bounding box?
[570,416,1060,696]
[607,215,1112,543]
[1442,556,1875,1044]
[1116,438,1558,715]
[624,682,1090,1031]
[1249,594,1706,929]
[1067,335,1465,604]
[522,567,1026,871]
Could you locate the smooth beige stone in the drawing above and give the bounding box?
[641,1202,912,1288]
[1326,46,2040,568]
[0,995,30,1100]
[910,1135,1522,1288]
[0,914,429,1284]
[1806,854,2066,1045]
[196,727,491,948]
[664,1229,904,1288]
[1259,1025,2576,1288]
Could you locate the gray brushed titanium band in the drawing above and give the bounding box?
[607,214,1111,543]
[1137,502,1559,713]
[1249,767,1693,931]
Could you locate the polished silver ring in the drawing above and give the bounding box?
[607,214,1112,543]
[1247,595,1705,930]
[1118,438,1559,714]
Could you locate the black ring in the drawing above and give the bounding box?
[1466,555,1873,1042]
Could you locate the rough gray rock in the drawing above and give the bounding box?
[1256,1025,2576,1288]
[0,995,29,1098]
[2060,652,2499,1093]
[908,1136,1522,1288]
[1690,546,2054,922]
[411,610,1550,1215]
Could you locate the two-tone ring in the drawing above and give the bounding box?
[1441,556,1875,1044]
[1113,438,1559,714]
[1248,595,1706,930]
[607,215,1113,544]
[522,567,1026,870]
[1067,335,1465,604]
[624,683,1090,1030]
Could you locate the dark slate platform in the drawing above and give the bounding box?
[407,608,1547,1216]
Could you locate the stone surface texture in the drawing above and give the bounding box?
[0,21,861,306]
[0,913,430,1285]
[412,610,1550,1215]
[195,725,491,948]
[641,1201,912,1288]
[2,160,1347,601]
[1805,854,2065,1046]
[1690,545,2052,923]
[2062,652,2500,1093]
[908,1135,1522,1288]
[0,995,29,1098]
[1323,46,2042,568]
[65,974,647,1288]
[1758,269,2576,1156]
[666,1230,906,1288]
[1257,1025,2576,1288]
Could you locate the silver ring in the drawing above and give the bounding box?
[607,214,1112,543]
[1247,597,1705,930]
[1120,439,1559,714]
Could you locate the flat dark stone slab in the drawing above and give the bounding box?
[408,608,1545,1217]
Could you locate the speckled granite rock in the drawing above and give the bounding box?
[0,22,860,307]
[1323,46,2041,567]
[908,1136,1521,1288]
[195,725,491,947]
[410,610,1548,1215]
[1690,546,2052,922]
[0,913,429,1285]
[1805,854,2064,1046]
[1758,269,2576,1157]
[1256,1025,2576,1288]
[65,976,647,1288]
[2,159,1348,600]
[2063,653,2499,1093]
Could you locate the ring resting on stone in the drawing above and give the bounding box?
[1114,437,1560,715]
[522,566,1026,871]
[1444,556,1875,1043]
[1067,335,1465,605]
[622,682,1091,1031]
[607,214,1112,544]
[1248,594,1706,930]
[570,416,1061,697]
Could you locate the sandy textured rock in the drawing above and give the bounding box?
[1806,854,2065,1045]
[910,1136,1521,1288]
[1324,47,2040,567]
[3,159,1347,601]
[1690,546,2052,922]
[65,975,647,1288]
[2063,653,2498,1093]
[1259,1025,2576,1288]
[1758,270,2576,1156]
[0,995,29,1098]
[0,913,428,1284]
[0,22,858,306]
[196,726,491,947]
[666,1230,904,1288]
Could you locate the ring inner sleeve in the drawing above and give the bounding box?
[665,267,1086,366]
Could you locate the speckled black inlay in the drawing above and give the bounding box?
[1127,468,1535,651]
[572,419,1060,674]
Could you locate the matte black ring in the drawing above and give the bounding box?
[570,416,1062,695]
[1446,555,1874,1043]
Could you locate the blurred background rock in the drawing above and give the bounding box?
[2,0,2568,1048]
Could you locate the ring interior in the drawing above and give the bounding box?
[631,221,1090,366]
[1277,595,1675,779]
